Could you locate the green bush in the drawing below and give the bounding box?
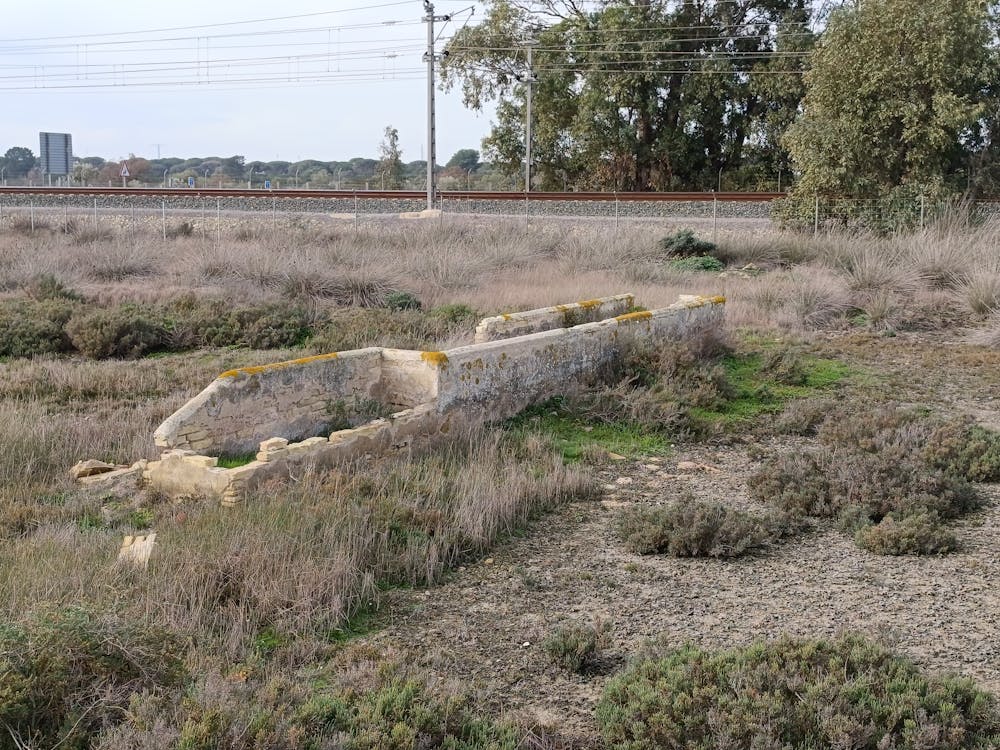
[658,229,717,258]
[667,255,724,272]
[597,634,1000,750]
[429,302,478,324]
[384,290,422,311]
[65,304,168,359]
[0,298,78,357]
[542,620,607,672]
[136,667,523,750]
[0,607,185,750]
[924,419,1000,482]
[751,406,986,555]
[165,298,313,350]
[747,451,832,518]
[617,500,769,558]
[22,273,83,302]
[855,511,959,555]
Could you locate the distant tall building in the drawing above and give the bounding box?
[39,132,73,176]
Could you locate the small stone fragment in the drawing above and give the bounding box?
[71,459,119,480]
[118,533,156,569]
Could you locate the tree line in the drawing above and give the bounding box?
[0,145,506,191]
[442,0,1000,203]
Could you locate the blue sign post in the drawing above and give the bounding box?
[264,179,272,190]
[188,176,195,188]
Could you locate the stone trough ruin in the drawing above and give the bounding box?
[77,293,724,504]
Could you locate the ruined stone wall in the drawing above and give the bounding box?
[145,293,724,502]
[435,297,723,418]
[474,294,635,343]
[153,348,384,456]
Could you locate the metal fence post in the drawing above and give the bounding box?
[712,191,718,243]
[93,198,98,225]
[271,196,276,228]
[814,194,820,236]
[920,194,925,229]
[354,192,359,231]
[615,191,619,229]
[30,200,34,232]
[161,201,166,240]
[217,199,221,243]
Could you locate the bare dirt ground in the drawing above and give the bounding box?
[365,331,1000,742]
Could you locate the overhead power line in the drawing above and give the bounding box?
[0,1,418,43]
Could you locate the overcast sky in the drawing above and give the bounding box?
[2,0,495,163]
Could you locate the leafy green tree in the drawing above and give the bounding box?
[442,0,814,191]
[445,148,481,172]
[219,155,246,179]
[785,0,999,200]
[2,146,37,177]
[375,126,404,189]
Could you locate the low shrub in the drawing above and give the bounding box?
[22,273,83,302]
[924,418,1000,482]
[384,289,422,311]
[747,451,832,518]
[0,607,185,750]
[667,255,724,272]
[855,511,959,555]
[0,298,78,358]
[542,620,608,673]
[102,661,525,750]
[164,297,313,350]
[751,406,990,555]
[772,397,837,435]
[597,634,1000,750]
[65,304,168,359]
[617,500,770,558]
[658,228,717,258]
[429,302,478,324]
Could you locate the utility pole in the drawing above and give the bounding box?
[423,1,450,211]
[518,42,538,192]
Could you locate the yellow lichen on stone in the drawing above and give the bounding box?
[421,351,450,367]
[218,351,340,379]
[577,299,602,310]
[501,313,513,321]
[614,310,654,323]
[709,295,726,305]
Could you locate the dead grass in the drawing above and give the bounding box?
[0,215,998,335]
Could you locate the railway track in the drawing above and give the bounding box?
[0,186,782,202]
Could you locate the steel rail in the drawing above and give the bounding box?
[0,186,783,202]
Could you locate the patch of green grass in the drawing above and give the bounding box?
[507,399,670,462]
[324,606,381,644]
[217,452,257,469]
[668,255,724,272]
[691,350,853,429]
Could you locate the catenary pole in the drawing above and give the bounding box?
[423,2,449,211]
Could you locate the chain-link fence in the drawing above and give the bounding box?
[0,191,993,240]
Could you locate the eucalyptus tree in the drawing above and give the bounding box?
[442,0,815,191]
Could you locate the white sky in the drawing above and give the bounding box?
[1,0,495,163]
